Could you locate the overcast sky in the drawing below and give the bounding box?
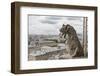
[28,15,83,35]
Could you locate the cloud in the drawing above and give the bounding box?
[66,17,83,21]
[40,20,57,24]
[45,16,62,20]
[39,16,61,24]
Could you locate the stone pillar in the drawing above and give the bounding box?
[83,17,88,57]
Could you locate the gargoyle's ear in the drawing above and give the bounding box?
[63,24,65,26]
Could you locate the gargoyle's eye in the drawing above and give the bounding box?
[66,24,71,30]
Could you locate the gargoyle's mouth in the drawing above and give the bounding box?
[59,30,66,38]
[59,32,67,39]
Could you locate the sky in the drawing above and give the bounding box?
[28,15,84,35]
